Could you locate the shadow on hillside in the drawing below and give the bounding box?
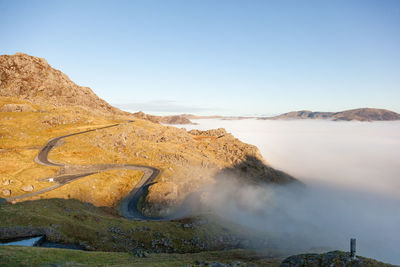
[171,155,300,219]
[214,155,296,185]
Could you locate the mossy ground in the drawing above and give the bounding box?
[0,246,283,267]
[0,199,284,255]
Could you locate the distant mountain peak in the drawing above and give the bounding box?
[263,108,400,121]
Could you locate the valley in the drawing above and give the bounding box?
[1,53,398,266]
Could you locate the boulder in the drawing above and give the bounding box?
[21,185,34,192]
[2,179,12,186]
[2,189,11,196]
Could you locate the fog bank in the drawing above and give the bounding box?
[181,119,400,264]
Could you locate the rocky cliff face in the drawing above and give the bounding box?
[0,53,125,114]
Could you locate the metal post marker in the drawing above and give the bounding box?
[350,238,356,259]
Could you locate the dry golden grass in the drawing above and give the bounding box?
[0,95,275,215]
[0,149,58,196]
[193,136,218,141]
[29,169,143,207]
[0,96,126,202]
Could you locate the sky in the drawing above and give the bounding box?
[1,0,399,116]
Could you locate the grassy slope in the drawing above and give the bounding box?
[0,199,284,255]
[0,246,282,267]
[281,251,397,267]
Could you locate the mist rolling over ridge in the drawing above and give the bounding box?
[181,119,400,264]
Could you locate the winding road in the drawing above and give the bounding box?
[6,122,162,220]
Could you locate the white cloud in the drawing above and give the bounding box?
[181,119,400,264]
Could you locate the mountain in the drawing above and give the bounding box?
[0,52,296,217]
[0,53,126,114]
[332,108,400,121]
[260,108,400,121]
[170,108,400,123]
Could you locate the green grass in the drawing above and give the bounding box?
[0,199,283,255]
[0,246,282,267]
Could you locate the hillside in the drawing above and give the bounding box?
[132,111,193,124]
[0,245,283,266]
[0,199,284,255]
[261,108,400,121]
[0,53,126,115]
[0,52,296,218]
[0,53,300,266]
[280,251,396,267]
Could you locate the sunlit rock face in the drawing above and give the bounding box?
[0,53,125,115]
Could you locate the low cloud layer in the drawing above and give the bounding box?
[182,119,400,264]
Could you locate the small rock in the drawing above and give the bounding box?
[2,179,12,186]
[21,185,34,192]
[210,262,228,267]
[2,189,11,196]
[133,249,149,258]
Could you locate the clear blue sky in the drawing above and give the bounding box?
[1,0,399,116]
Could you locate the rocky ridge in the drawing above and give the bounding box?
[0,53,126,115]
[261,108,400,121]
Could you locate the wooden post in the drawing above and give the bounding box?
[350,238,356,259]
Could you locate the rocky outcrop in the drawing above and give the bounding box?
[132,111,161,123]
[1,189,11,196]
[21,185,34,192]
[134,124,296,217]
[188,128,228,137]
[2,180,12,186]
[0,103,36,112]
[161,115,192,125]
[0,53,126,115]
[132,111,193,124]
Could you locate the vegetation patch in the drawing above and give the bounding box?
[0,246,283,267]
[0,199,284,255]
